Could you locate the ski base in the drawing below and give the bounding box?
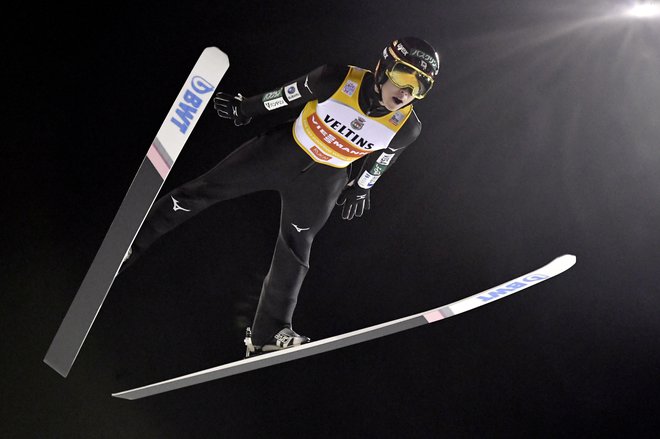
[44,157,163,376]
[44,47,230,377]
[112,254,576,400]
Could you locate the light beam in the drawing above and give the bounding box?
[627,1,660,18]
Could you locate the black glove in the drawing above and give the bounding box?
[336,185,371,220]
[213,92,252,126]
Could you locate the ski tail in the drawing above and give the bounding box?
[44,47,230,377]
[112,254,576,400]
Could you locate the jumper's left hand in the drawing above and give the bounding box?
[336,185,370,220]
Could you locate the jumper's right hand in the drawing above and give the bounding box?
[336,185,371,220]
[213,92,252,126]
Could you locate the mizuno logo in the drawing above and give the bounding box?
[171,196,191,212]
[291,223,310,232]
[304,76,312,94]
[357,194,366,200]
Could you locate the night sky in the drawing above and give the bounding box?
[5,1,660,437]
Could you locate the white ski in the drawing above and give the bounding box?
[44,47,230,378]
[112,254,576,400]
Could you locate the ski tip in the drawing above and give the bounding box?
[202,46,229,64]
[554,254,577,271]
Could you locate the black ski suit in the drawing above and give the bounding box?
[128,64,422,346]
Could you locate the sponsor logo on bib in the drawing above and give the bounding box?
[389,111,404,126]
[342,80,358,96]
[350,117,366,130]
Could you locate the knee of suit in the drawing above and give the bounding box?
[280,232,313,269]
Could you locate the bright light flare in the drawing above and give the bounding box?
[627,2,660,18]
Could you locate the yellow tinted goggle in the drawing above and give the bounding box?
[385,48,434,98]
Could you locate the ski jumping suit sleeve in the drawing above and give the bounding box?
[125,64,422,346]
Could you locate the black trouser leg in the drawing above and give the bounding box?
[125,123,349,346]
[129,127,293,262]
[250,162,348,346]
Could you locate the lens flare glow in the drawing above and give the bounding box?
[627,2,660,18]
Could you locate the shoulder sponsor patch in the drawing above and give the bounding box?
[370,163,386,176]
[262,88,287,111]
[342,80,358,97]
[264,98,287,111]
[285,83,301,101]
[263,89,283,100]
[357,171,380,189]
[376,152,395,166]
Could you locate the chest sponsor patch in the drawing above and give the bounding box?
[350,117,366,130]
[307,113,369,158]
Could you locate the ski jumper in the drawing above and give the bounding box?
[129,64,422,346]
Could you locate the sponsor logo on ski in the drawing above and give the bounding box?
[170,75,215,134]
[477,274,549,302]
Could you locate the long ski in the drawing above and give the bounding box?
[44,47,230,378]
[112,254,576,400]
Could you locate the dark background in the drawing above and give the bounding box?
[5,0,660,437]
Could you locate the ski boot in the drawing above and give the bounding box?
[118,246,145,275]
[116,247,134,275]
[123,247,132,264]
[244,327,311,358]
